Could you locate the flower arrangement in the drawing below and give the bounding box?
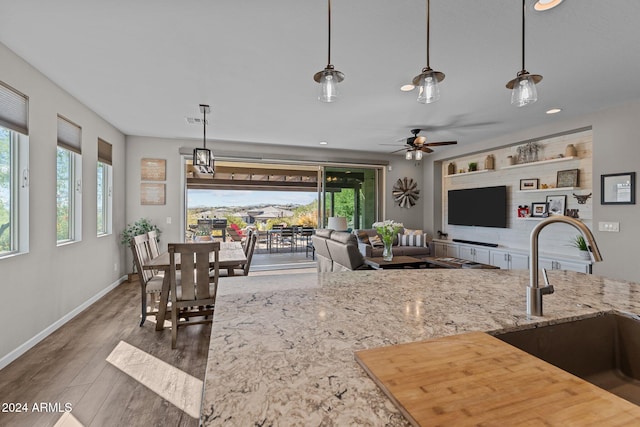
[372,220,404,245]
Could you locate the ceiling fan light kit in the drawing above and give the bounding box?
[314,0,344,103]
[507,0,543,107]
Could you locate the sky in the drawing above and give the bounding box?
[188,189,317,208]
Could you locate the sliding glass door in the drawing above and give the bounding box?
[320,166,380,230]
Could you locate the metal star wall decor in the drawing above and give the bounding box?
[392,177,420,208]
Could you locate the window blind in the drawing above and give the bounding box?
[98,138,112,165]
[57,115,82,154]
[0,80,29,135]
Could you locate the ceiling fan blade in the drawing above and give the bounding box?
[420,146,434,153]
[390,147,408,154]
[424,141,457,146]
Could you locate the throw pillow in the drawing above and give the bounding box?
[403,228,424,235]
[369,235,383,247]
[398,233,429,247]
[356,230,371,245]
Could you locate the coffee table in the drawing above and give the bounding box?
[423,256,499,269]
[364,256,427,270]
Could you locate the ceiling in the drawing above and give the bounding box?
[1,0,639,156]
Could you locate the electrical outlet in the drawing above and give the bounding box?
[166,216,172,224]
[598,221,620,232]
[114,263,118,272]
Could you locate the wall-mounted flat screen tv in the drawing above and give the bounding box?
[447,185,508,228]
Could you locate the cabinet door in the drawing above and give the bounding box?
[490,250,511,269]
[554,260,590,273]
[474,247,491,264]
[509,252,529,270]
[433,242,446,257]
[458,246,474,261]
[445,244,459,258]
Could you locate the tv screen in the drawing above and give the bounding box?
[448,185,507,228]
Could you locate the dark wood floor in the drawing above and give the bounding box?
[0,279,211,427]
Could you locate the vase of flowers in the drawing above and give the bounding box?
[372,220,404,261]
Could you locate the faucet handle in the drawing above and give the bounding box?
[541,268,555,295]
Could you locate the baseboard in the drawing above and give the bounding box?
[0,275,128,370]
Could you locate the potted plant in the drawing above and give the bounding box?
[570,235,590,260]
[468,162,478,172]
[121,218,161,280]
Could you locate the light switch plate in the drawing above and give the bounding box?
[598,221,619,232]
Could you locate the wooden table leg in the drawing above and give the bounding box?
[155,272,170,331]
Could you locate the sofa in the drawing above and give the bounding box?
[311,229,369,272]
[353,228,431,258]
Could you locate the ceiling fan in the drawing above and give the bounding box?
[390,129,457,154]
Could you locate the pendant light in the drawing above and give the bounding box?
[506,0,542,107]
[193,104,214,173]
[313,0,344,102]
[412,0,445,104]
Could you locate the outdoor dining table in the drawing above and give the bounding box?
[143,241,247,331]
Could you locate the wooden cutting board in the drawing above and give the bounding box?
[355,332,640,426]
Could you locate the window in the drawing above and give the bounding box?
[97,138,112,236]
[0,81,29,257]
[56,115,82,244]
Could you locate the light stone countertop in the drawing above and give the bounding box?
[201,269,640,426]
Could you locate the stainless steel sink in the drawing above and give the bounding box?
[494,312,640,405]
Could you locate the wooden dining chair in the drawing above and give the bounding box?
[147,230,162,276]
[130,234,164,326]
[168,242,220,349]
[219,232,257,277]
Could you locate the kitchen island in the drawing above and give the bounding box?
[201,269,640,426]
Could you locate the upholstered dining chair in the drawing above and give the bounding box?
[130,233,164,326]
[168,242,220,349]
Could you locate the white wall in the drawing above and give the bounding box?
[0,43,126,366]
[424,100,640,282]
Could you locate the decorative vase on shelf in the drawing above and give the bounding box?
[382,239,394,261]
[580,250,591,260]
[565,144,577,157]
[447,162,456,175]
[484,155,495,170]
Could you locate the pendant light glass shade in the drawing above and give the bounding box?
[509,72,541,107]
[315,65,344,103]
[414,68,443,104]
[314,0,344,102]
[415,150,423,160]
[405,151,413,160]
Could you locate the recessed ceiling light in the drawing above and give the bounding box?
[319,141,328,145]
[546,108,562,114]
[534,0,563,11]
[400,84,415,92]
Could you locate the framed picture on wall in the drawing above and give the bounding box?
[141,158,166,181]
[556,169,579,188]
[140,183,166,205]
[601,172,635,204]
[531,202,548,217]
[546,195,567,216]
[519,178,539,190]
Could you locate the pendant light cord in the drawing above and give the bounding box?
[202,106,207,150]
[426,0,430,67]
[521,0,525,71]
[327,0,332,66]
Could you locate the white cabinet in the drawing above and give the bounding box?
[539,258,590,273]
[433,242,459,258]
[458,246,491,264]
[490,250,529,270]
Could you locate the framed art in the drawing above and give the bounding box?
[546,194,567,216]
[601,172,636,205]
[519,178,539,191]
[556,168,579,188]
[531,202,548,217]
[140,183,166,205]
[141,158,166,181]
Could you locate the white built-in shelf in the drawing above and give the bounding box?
[516,216,588,221]
[517,186,579,193]
[444,169,492,178]
[501,156,578,170]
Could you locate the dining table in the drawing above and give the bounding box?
[143,241,247,331]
